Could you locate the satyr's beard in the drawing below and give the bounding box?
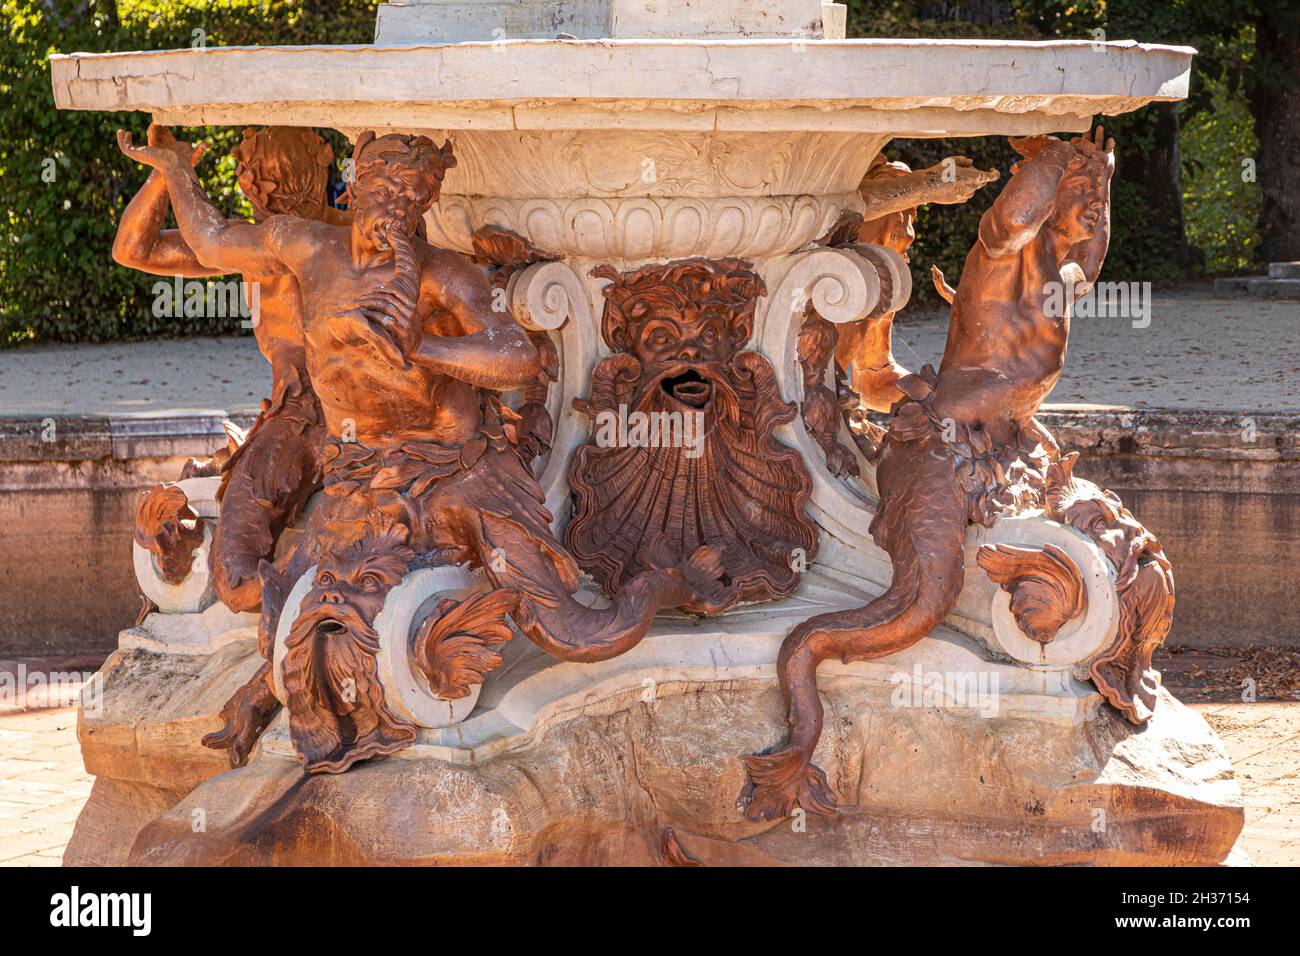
[377,220,421,324]
[566,350,818,611]
[280,593,416,773]
[353,218,424,360]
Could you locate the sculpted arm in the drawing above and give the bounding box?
[113,126,223,278]
[858,155,998,221]
[113,171,229,278]
[117,126,290,277]
[978,136,1074,258]
[407,251,541,390]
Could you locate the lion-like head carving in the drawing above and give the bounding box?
[569,259,816,612]
[591,258,765,413]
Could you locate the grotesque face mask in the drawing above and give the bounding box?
[279,515,417,773]
[567,259,819,612]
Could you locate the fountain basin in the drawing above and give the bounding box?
[51,37,1193,261]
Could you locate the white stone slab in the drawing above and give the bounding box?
[50,39,1192,134]
[375,0,846,43]
[259,568,1099,767]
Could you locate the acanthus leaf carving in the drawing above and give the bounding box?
[413,587,520,700]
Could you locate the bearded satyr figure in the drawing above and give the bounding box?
[119,124,727,773]
[566,259,819,611]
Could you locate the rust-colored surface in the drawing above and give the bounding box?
[114,126,344,614]
[413,587,519,701]
[566,259,817,611]
[977,542,1087,644]
[132,483,204,585]
[117,125,725,773]
[797,312,861,479]
[1045,453,1175,723]
[834,153,997,413]
[741,129,1146,820]
[280,515,418,773]
[116,120,1179,807]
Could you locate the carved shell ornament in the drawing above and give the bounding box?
[566,258,819,612]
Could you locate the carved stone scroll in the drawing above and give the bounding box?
[133,483,205,585]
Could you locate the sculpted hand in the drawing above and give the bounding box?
[148,123,208,168]
[1008,134,1074,173]
[1008,134,1056,161]
[1070,125,1116,178]
[117,123,206,170]
[329,310,412,370]
[919,156,999,204]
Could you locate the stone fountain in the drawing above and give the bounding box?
[50,1,1243,866]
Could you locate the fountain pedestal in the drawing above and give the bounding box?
[54,1,1243,866]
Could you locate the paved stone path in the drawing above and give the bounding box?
[1,693,1295,866]
[0,286,1296,417]
[896,285,1300,412]
[1198,703,1300,867]
[0,706,92,867]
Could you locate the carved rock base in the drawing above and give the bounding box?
[68,582,1243,867]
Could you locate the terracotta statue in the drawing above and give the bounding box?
[1042,453,1174,723]
[117,125,726,770]
[114,125,347,613]
[133,483,205,585]
[741,128,1126,820]
[566,258,819,610]
[278,513,421,772]
[837,154,998,411]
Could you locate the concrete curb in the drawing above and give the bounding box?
[2,405,1293,462]
[0,411,256,464]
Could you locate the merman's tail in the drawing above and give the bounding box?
[741,426,968,820]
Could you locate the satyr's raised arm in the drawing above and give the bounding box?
[117,127,289,277]
[113,127,222,278]
[978,136,1075,258]
[406,249,540,390]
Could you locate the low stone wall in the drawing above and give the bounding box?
[1,407,1296,656]
[1045,408,1300,650]
[0,414,252,657]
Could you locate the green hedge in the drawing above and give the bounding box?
[0,0,375,345]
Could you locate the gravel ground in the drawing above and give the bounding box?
[889,284,1300,411]
[0,285,1296,417]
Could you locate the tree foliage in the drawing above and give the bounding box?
[845,0,1268,299]
[0,0,375,345]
